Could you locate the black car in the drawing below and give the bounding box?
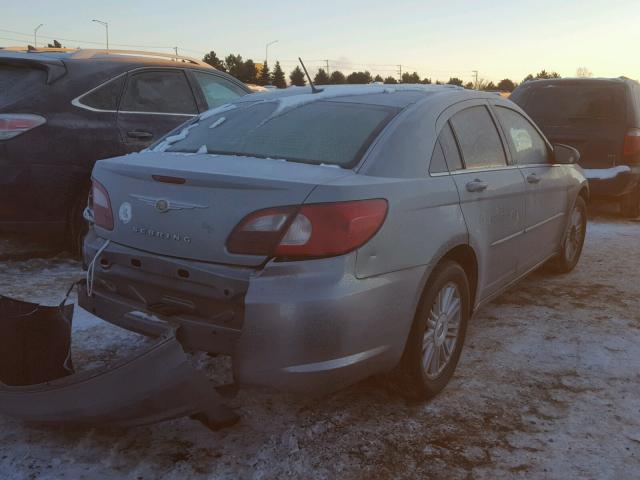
[510,77,640,217]
[0,49,251,248]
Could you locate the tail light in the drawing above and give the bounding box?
[90,180,114,231]
[623,128,640,162]
[227,199,388,259]
[0,114,46,140]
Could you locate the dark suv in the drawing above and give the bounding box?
[510,77,640,217]
[0,49,251,248]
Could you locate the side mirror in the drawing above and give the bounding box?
[553,143,580,165]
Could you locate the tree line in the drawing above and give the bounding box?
[204,51,564,92]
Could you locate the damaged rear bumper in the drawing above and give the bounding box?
[79,231,424,396]
[0,314,238,430]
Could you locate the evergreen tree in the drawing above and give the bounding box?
[289,66,306,86]
[400,72,421,83]
[225,54,244,80]
[346,71,373,84]
[497,78,516,92]
[203,51,226,71]
[314,68,330,85]
[329,71,346,84]
[383,76,398,84]
[258,60,272,85]
[242,59,258,84]
[464,81,474,89]
[422,77,432,84]
[373,74,384,83]
[47,39,64,48]
[272,61,287,88]
[447,77,464,86]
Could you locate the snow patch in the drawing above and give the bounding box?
[209,117,226,129]
[199,103,237,120]
[196,144,208,154]
[584,165,631,180]
[152,123,199,152]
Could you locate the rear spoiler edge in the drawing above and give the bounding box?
[0,54,67,84]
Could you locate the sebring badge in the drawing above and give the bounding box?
[130,194,208,213]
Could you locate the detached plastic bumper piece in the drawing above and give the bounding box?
[0,295,238,431]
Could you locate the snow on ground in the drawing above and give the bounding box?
[0,206,638,479]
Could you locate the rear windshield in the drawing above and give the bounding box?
[0,65,46,107]
[158,100,399,167]
[518,83,625,127]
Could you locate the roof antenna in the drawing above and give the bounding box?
[299,57,323,94]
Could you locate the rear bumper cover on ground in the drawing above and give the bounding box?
[0,317,238,429]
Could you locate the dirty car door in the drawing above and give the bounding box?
[0,299,237,430]
[116,69,198,152]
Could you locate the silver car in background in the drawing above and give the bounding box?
[80,84,589,400]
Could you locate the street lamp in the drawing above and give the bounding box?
[34,24,43,48]
[265,40,278,66]
[92,19,109,51]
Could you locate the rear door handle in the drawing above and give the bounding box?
[466,179,488,192]
[526,173,541,184]
[127,130,154,139]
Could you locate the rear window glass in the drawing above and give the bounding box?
[160,100,398,167]
[78,75,125,111]
[521,83,625,127]
[0,66,46,106]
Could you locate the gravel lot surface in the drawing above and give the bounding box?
[0,209,638,479]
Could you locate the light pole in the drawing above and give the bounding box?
[265,40,278,66]
[34,24,43,48]
[92,19,109,51]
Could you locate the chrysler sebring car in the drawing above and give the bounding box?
[0,84,589,430]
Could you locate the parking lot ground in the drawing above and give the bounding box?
[0,209,638,479]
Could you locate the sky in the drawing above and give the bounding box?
[2,0,639,83]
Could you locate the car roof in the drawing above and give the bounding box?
[229,84,497,110]
[0,48,211,69]
[518,77,637,87]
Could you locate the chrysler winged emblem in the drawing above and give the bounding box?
[130,194,208,213]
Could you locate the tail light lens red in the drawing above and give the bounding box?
[0,114,46,140]
[90,180,114,231]
[623,128,640,160]
[227,199,388,259]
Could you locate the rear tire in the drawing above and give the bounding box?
[620,186,640,218]
[395,261,470,401]
[67,187,90,256]
[548,196,587,273]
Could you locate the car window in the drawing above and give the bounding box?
[438,123,463,171]
[120,70,197,114]
[495,107,550,165]
[159,100,399,168]
[79,75,125,111]
[522,83,625,127]
[450,106,507,169]
[429,141,448,174]
[192,72,246,109]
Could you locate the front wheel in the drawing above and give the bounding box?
[395,261,470,401]
[548,196,587,273]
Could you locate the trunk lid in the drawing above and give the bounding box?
[92,151,351,266]
[515,81,627,168]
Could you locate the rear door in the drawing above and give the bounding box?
[493,105,568,269]
[116,69,198,151]
[446,105,527,299]
[514,81,627,168]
